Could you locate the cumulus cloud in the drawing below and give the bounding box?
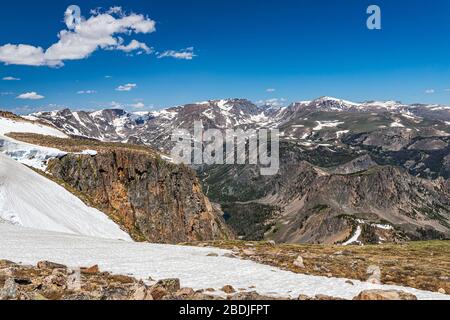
[425,89,435,94]
[158,47,196,60]
[116,83,137,92]
[266,88,276,93]
[3,76,20,81]
[0,7,156,67]
[16,92,45,100]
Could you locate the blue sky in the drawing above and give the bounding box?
[0,0,449,114]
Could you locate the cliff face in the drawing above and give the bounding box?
[47,150,233,243]
[202,152,450,244]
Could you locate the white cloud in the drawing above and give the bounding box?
[444,88,450,92]
[130,102,145,109]
[0,7,156,67]
[77,90,97,94]
[257,98,286,107]
[117,39,152,55]
[105,75,112,78]
[109,101,123,109]
[158,47,196,60]
[115,83,137,92]
[266,88,276,93]
[1,92,14,96]
[425,89,435,94]
[3,76,20,81]
[16,92,45,100]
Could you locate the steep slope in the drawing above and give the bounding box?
[1,114,232,243]
[7,133,233,243]
[0,153,131,241]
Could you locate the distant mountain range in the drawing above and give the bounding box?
[27,97,450,153]
[25,97,450,244]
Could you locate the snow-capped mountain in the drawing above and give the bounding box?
[28,97,450,153]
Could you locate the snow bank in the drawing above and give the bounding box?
[0,154,131,241]
[0,137,66,170]
[0,224,447,300]
[0,117,67,138]
[0,116,69,169]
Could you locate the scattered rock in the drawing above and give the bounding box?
[148,286,169,300]
[101,286,129,300]
[438,288,446,294]
[230,291,278,300]
[242,249,255,256]
[176,287,195,297]
[0,278,17,300]
[0,260,17,268]
[37,261,67,270]
[267,240,276,246]
[130,282,148,300]
[221,285,236,294]
[222,253,237,259]
[293,256,305,268]
[81,265,99,274]
[156,278,181,293]
[353,290,417,300]
[314,294,346,301]
[206,253,219,257]
[345,280,354,285]
[109,274,135,284]
[33,293,49,300]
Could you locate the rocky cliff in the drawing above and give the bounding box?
[47,149,233,243]
[201,145,450,244]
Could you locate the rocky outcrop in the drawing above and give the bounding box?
[1,259,425,301]
[47,149,233,243]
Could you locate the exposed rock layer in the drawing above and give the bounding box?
[47,149,233,243]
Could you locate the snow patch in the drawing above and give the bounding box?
[0,117,67,138]
[0,154,131,241]
[343,226,362,246]
[313,121,345,131]
[0,224,447,300]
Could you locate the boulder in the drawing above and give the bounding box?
[0,278,17,300]
[353,290,417,300]
[148,286,169,300]
[156,278,181,293]
[176,287,195,297]
[37,261,67,270]
[293,256,305,268]
[221,285,236,294]
[81,265,99,274]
